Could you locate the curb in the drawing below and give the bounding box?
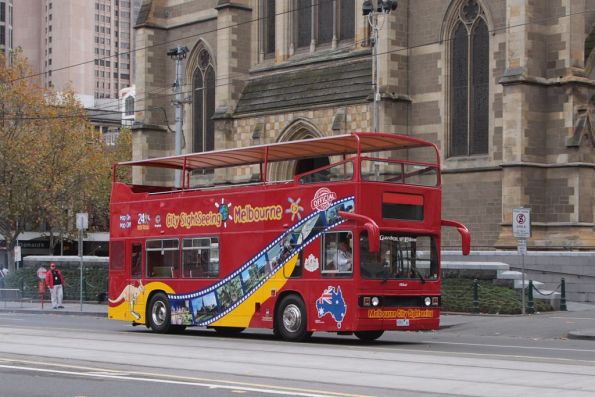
[567,330,595,341]
[0,308,106,317]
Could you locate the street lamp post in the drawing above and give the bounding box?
[363,0,398,132]
[167,46,189,188]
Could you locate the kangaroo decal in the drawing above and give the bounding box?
[109,280,144,320]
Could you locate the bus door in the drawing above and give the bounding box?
[130,241,143,281]
[125,241,144,321]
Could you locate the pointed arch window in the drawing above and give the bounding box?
[124,96,134,116]
[449,0,489,157]
[192,49,215,153]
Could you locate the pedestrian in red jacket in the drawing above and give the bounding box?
[45,262,65,309]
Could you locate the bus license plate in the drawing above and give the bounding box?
[396,319,409,327]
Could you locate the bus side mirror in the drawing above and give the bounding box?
[338,211,380,253]
[441,219,471,255]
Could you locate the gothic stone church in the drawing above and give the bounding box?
[132,0,595,250]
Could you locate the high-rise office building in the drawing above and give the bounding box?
[0,0,13,55]
[13,0,139,108]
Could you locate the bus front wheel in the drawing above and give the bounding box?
[354,330,384,341]
[275,295,310,342]
[148,293,172,333]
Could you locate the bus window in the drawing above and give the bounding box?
[131,243,142,278]
[146,238,180,278]
[110,241,125,270]
[298,160,354,184]
[361,160,438,186]
[360,232,437,281]
[182,237,219,278]
[322,232,353,276]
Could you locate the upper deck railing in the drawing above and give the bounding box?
[113,132,441,190]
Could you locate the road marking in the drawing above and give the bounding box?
[549,316,595,321]
[422,340,595,354]
[0,362,373,397]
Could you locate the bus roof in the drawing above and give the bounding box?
[116,132,437,171]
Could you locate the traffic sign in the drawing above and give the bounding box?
[37,266,47,280]
[76,212,88,230]
[512,208,531,238]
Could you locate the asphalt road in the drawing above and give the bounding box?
[0,311,594,397]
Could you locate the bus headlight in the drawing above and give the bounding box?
[371,297,380,307]
[424,297,432,307]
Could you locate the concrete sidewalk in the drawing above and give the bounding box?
[1,299,594,340]
[0,300,107,317]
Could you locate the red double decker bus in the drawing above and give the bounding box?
[108,132,470,341]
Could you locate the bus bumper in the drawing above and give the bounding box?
[356,308,440,331]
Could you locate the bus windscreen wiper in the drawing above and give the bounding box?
[414,269,426,284]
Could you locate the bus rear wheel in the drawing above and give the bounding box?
[354,330,384,342]
[148,293,172,333]
[275,295,310,342]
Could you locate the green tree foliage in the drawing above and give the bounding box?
[0,51,131,269]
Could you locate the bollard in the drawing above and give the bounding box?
[472,279,480,314]
[560,277,567,311]
[527,280,535,314]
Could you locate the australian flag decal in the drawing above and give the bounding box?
[316,286,347,329]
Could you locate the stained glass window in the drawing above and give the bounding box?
[192,50,215,154]
[265,0,275,56]
[205,66,216,152]
[471,20,489,154]
[318,0,333,45]
[340,0,355,41]
[295,0,354,50]
[451,23,468,157]
[192,69,204,152]
[297,0,312,48]
[449,0,489,157]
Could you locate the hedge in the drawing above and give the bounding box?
[3,266,108,302]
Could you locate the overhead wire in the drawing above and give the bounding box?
[9,0,329,84]
[11,2,593,85]
[3,5,593,121]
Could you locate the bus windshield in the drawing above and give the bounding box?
[360,232,438,281]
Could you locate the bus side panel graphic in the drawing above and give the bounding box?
[108,281,175,324]
[168,197,355,327]
[208,254,299,328]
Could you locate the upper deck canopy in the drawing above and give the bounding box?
[117,132,438,172]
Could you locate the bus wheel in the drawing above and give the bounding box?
[276,295,309,342]
[213,327,245,336]
[354,330,384,342]
[148,293,171,333]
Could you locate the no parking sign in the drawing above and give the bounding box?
[37,266,47,280]
[512,208,531,239]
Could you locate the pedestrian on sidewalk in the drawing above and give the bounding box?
[45,263,65,309]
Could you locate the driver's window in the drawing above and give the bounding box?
[322,232,353,276]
